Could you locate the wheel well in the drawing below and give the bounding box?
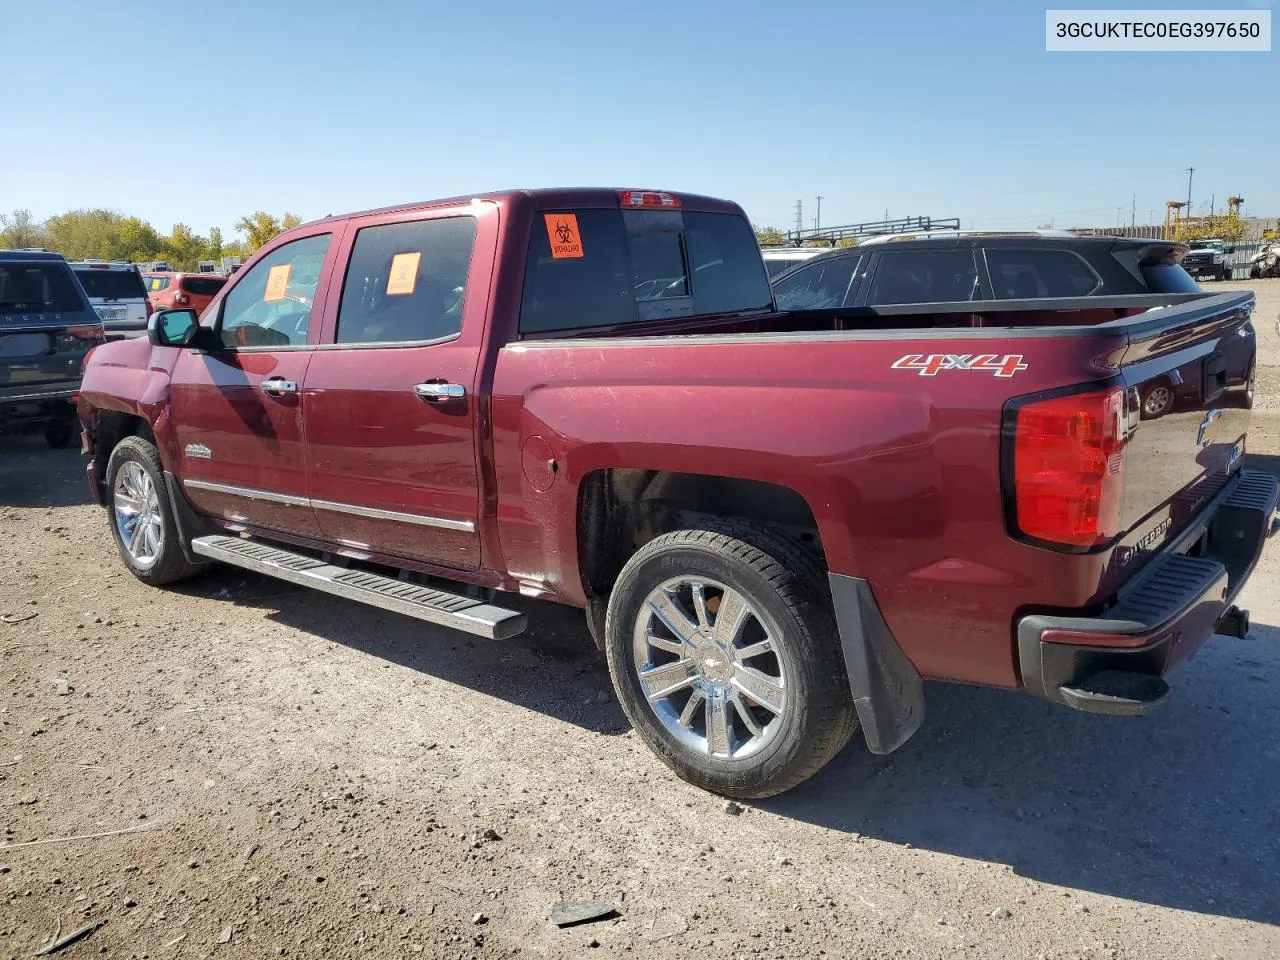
[88,411,153,494]
[577,468,824,599]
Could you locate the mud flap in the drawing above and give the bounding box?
[827,573,924,754]
[163,471,214,568]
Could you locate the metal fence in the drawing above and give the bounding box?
[1225,242,1266,279]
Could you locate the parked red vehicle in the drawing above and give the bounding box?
[143,272,227,315]
[77,188,1276,798]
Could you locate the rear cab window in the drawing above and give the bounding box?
[72,268,147,300]
[519,200,772,335]
[146,275,171,292]
[179,276,226,297]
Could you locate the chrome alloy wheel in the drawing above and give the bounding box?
[113,462,163,570]
[1143,384,1173,416]
[632,577,787,761]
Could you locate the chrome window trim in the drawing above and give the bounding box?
[182,479,475,532]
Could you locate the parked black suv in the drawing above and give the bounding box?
[1,251,105,447]
[770,231,1203,310]
[769,231,1248,419]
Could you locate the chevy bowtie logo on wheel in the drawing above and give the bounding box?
[891,353,1029,377]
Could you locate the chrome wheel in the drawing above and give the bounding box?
[1142,384,1172,417]
[113,461,163,570]
[632,577,787,761]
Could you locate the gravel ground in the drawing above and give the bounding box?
[2,279,1279,960]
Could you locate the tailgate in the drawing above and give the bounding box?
[1111,292,1255,562]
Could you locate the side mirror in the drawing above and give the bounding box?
[148,309,210,349]
[1224,245,1235,254]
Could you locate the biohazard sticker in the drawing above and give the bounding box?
[544,213,584,259]
[264,264,291,302]
[386,252,421,296]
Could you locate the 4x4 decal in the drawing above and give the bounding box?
[891,353,1028,377]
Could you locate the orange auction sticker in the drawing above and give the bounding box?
[544,213,584,259]
[263,264,291,302]
[386,251,421,296]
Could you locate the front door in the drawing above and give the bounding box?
[304,209,487,569]
[171,230,338,539]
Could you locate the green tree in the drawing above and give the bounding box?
[159,223,208,271]
[835,237,858,249]
[754,225,786,246]
[0,209,45,249]
[208,226,223,261]
[235,211,303,251]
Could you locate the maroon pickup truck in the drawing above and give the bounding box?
[77,188,1277,798]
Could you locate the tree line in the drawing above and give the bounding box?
[0,208,304,271]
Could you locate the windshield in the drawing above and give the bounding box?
[0,262,84,314]
[73,268,147,300]
[1188,241,1221,250]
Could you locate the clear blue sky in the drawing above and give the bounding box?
[2,0,1276,239]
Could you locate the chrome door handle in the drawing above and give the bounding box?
[414,382,466,400]
[261,378,298,395]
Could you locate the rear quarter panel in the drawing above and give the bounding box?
[490,331,1127,687]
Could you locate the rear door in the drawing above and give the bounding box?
[170,228,341,539]
[303,204,494,570]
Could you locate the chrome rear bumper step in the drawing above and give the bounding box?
[190,535,526,640]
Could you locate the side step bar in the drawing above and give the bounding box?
[190,535,527,640]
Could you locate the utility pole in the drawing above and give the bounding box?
[794,199,803,239]
[1186,167,1194,216]
[1131,193,1136,229]
[1210,193,1215,217]
[1116,206,1122,227]
[815,196,823,233]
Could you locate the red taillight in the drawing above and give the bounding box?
[618,190,681,209]
[1012,387,1125,548]
[65,324,105,342]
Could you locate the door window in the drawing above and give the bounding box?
[985,248,1101,298]
[217,234,331,348]
[335,217,478,344]
[772,255,860,309]
[867,250,981,304]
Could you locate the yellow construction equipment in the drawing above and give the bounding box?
[1164,195,1248,241]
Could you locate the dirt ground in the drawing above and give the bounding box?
[3,280,1280,960]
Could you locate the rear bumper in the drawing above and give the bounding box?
[0,382,79,428]
[1017,469,1279,712]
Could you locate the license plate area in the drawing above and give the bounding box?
[0,332,51,359]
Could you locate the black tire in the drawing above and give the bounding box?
[43,420,75,449]
[604,523,858,799]
[104,435,203,586]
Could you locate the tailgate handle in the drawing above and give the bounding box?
[1203,355,1227,403]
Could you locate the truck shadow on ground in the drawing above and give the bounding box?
[0,437,92,508]
[173,565,627,736]
[764,624,1280,925]
[180,565,1280,925]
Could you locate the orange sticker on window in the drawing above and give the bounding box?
[544,213,584,259]
[386,251,421,296]
[263,264,291,302]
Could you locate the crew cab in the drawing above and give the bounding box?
[77,188,1277,798]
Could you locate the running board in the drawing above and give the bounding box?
[190,535,526,640]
